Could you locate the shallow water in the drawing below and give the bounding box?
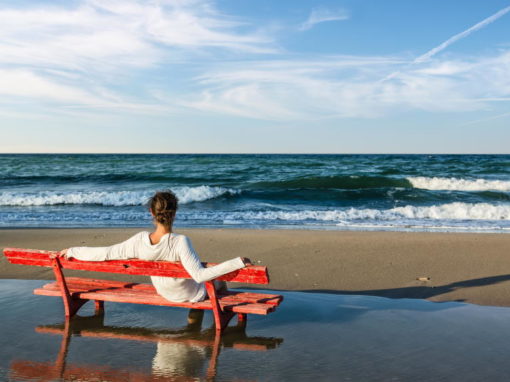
[3,280,510,381]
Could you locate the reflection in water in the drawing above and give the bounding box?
[10,309,283,381]
[151,310,212,379]
[12,281,510,381]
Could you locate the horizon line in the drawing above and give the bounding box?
[0,152,508,155]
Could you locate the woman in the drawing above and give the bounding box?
[60,190,251,303]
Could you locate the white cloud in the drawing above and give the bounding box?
[183,51,510,120]
[0,0,508,124]
[300,7,349,31]
[0,68,175,118]
[415,62,472,76]
[0,69,95,103]
[0,0,272,71]
[0,0,273,115]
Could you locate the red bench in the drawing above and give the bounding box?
[3,247,283,333]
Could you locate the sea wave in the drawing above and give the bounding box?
[0,173,217,184]
[0,186,237,206]
[178,203,510,222]
[408,177,510,192]
[251,175,411,190]
[387,203,510,220]
[1,202,509,231]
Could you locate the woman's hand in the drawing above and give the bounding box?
[241,257,252,266]
[50,248,69,259]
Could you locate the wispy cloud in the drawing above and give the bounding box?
[184,51,510,120]
[0,0,508,125]
[0,0,273,114]
[0,0,273,70]
[300,7,349,31]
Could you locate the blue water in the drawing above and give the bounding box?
[4,280,510,381]
[0,154,509,232]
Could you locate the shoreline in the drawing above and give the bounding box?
[1,225,509,234]
[2,228,510,307]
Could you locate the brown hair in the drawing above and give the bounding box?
[148,190,178,229]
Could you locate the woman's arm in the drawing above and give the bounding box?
[176,236,246,283]
[64,232,143,261]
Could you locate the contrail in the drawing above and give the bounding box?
[382,5,510,81]
[459,111,510,127]
[414,5,510,63]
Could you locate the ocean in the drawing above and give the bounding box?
[0,154,509,232]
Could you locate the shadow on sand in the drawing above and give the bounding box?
[299,274,510,303]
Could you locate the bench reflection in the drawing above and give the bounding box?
[10,310,283,381]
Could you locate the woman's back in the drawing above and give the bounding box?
[64,190,246,303]
[67,231,244,303]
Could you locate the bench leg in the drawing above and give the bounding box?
[237,313,247,329]
[205,281,236,334]
[65,298,88,319]
[94,300,104,315]
[52,257,88,319]
[217,311,235,333]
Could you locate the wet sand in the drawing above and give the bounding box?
[1,228,510,307]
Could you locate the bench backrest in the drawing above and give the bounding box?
[3,248,269,284]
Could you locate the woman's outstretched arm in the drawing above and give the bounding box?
[176,236,248,283]
[63,232,144,261]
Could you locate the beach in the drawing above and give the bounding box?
[2,228,510,307]
[3,1,510,378]
[1,157,509,382]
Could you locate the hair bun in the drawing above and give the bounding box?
[149,190,178,229]
[155,210,175,224]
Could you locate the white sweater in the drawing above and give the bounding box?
[67,232,245,303]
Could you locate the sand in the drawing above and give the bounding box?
[1,228,510,307]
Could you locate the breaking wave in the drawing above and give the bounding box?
[2,202,509,231]
[179,203,510,222]
[408,177,510,192]
[0,186,238,206]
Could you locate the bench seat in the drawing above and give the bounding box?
[35,277,283,315]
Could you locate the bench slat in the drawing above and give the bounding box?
[39,282,282,310]
[65,279,283,306]
[4,248,269,284]
[35,281,277,315]
[58,277,283,306]
[35,285,212,309]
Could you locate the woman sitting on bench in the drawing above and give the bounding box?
[60,190,251,303]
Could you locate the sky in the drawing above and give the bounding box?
[0,0,509,154]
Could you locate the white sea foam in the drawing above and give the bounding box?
[175,186,238,204]
[388,203,510,220]
[179,203,510,222]
[2,202,510,231]
[0,186,237,206]
[408,177,510,191]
